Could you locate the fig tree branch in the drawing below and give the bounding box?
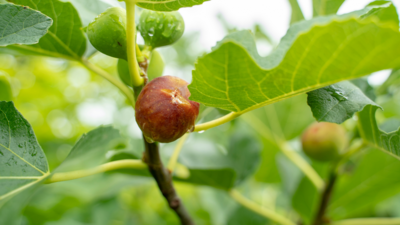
[142,137,195,225]
[125,0,145,87]
[312,171,337,225]
[229,189,296,225]
[81,59,136,108]
[46,159,147,184]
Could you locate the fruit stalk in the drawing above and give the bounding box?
[125,0,144,87]
[142,137,195,225]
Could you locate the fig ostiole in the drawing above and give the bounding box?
[301,122,348,162]
[135,76,200,143]
[87,7,128,60]
[138,9,185,49]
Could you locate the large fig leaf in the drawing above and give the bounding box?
[0,101,49,223]
[188,12,400,113]
[7,0,86,60]
[0,3,52,46]
[136,0,210,12]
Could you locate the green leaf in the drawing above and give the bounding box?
[55,126,128,173]
[188,14,400,113]
[362,1,400,29]
[174,122,262,189]
[358,105,400,160]
[350,78,376,101]
[0,3,52,46]
[0,75,12,101]
[312,0,345,16]
[288,0,305,24]
[307,81,379,124]
[0,101,49,222]
[7,0,86,60]
[329,148,400,219]
[227,206,269,225]
[136,0,209,12]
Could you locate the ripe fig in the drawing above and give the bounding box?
[87,7,128,60]
[117,49,165,86]
[135,76,200,143]
[138,9,185,49]
[301,122,348,162]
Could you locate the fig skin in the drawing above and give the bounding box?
[138,10,185,49]
[87,7,128,60]
[301,122,348,162]
[135,76,200,143]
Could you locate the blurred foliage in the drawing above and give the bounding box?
[2,0,400,224]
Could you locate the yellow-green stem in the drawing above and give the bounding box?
[167,133,189,172]
[81,59,136,108]
[46,160,147,183]
[280,141,325,192]
[229,189,296,225]
[331,218,400,225]
[125,0,144,87]
[194,112,241,132]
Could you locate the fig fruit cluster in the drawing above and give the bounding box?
[135,76,200,143]
[301,122,348,162]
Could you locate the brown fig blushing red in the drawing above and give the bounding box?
[135,76,200,143]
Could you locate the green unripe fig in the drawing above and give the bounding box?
[135,76,200,143]
[138,9,185,49]
[87,7,127,60]
[117,49,165,86]
[301,122,348,162]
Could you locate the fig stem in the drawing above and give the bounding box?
[143,137,195,225]
[81,59,136,108]
[331,218,400,225]
[45,160,147,184]
[229,189,296,225]
[241,114,325,191]
[167,133,189,172]
[194,112,241,132]
[125,0,144,87]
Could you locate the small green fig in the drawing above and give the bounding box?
[138,9,185,49]
[87,7,127,60]
[135,76,200,143]
[301,122,348,162]
[117,49,165,86]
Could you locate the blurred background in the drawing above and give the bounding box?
[2,0,400,224]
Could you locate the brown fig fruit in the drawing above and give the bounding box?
[301,122,348,162]
[135,76,200,143]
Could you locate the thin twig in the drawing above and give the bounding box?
[142,137,194,225]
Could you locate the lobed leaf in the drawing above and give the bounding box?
[307,81,379,124]
[0,3,52,46]
[136,0,210,12]
[358,105,400,160]
[0,101,49,223]
[188,12,400,113]
[7,0,86,60]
